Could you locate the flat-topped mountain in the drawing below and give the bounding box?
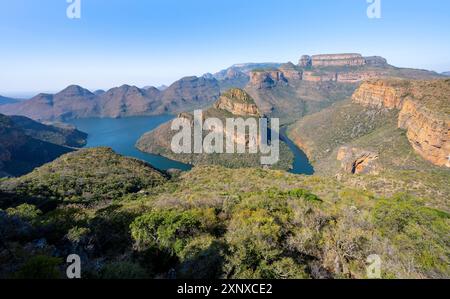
[0,114,84,177]
[245,53,443,124]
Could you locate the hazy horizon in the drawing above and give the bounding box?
[1,0,450,95]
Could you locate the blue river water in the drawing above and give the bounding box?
[69,116,314,174]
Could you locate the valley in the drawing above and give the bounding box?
[0,53,448,280]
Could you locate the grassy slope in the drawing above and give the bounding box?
[0,147,167,204]
[2,161,448,279]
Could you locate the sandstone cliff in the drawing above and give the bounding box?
[214,88,260,116]
[311,53,367,67]
[352,79,450,167]
[249,70,288,89]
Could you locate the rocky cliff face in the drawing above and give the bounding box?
[278,63,302,81]
[302,71,337,82]
[311,54,367,67]
[352,79,450,168]
[249,70,288,89]
[398,99,450,168]
[337,146,379,174]
[352,79,408,109]
[213,88,260,116]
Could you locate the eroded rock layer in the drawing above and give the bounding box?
[352,79,450,167]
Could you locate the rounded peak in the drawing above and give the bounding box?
[220,88,255,104]
[58,85,94,96]
[279,62,297,70]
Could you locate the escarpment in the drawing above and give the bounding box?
[352,79,450,167]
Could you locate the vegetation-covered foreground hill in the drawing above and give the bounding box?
[0,149,448,279]
[0,114,87,178]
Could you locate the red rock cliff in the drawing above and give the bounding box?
[352,79,450,168]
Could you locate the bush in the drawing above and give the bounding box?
[99,262,148,279]
[14,255,63,279]
[130,210,204,255]
[6,204,42,222]
[177,235,224,279]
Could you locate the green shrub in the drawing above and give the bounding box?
[15,255,62,279]
[99,262,148,279]
[177,235,224,279]
[130,210,204,255]
[7,204,42,222]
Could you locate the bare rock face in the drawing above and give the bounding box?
[364,56,388,67]
[279,62,303,81]
[311,54,366,67]
[336,71,386,83]
[250,71,288,89]
[398,99,450,168]
[352,79,450,168]
[214,88,260,117]
[352,79,408,109]
[337,146,379,174]
[299,55,312,68]
[303,71,337,82]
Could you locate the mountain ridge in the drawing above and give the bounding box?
[0,53,443,122]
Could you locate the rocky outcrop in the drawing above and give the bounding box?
[311,54,366,67]
[303,71,337,82]
[279,63,303,81]
[337,146,379,174]
[249,71,288,89]
[398,100,450,168]
[352,79,408,109]
[364,56,388,67]
[352,79,450,168]
[214,89,260,116]
[336,71,386,83]
[299,55,312,68]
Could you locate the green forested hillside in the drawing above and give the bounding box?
[0,152,448,279]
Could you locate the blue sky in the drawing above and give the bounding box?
[1,0,449,96]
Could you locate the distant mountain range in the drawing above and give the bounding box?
[0,53,444,122]
[0,96,22,105]
[0,114,87,177]
[0,77,221,121]
[442,72,450,76]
